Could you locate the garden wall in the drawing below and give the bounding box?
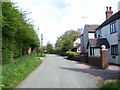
[79,52,88,63]
[88,56,101,68]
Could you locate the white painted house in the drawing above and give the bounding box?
[80,24,99,52]
[95,7,120,64]
[118,2,120,64]
[72,38,81,52]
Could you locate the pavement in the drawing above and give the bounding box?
[72,61,120,80]
[16,54,103,88]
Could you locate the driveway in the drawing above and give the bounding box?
[17,54,102,88]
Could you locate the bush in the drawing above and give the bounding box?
[66,51,80,61]
[1,54,42,88]
[59,52,67,56]
[37,53,46,57]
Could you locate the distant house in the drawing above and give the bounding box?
[95,7,120,64]
[72,38,81,52]
[80,24,99,52]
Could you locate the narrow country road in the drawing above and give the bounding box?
[17,54,101,88]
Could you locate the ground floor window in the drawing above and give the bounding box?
[111,44,118,55]
[90,47,94,55]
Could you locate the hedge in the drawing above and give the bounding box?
[66,51,80,61]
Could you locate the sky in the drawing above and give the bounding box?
[11,0,120,46]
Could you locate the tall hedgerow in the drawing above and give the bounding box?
[2,2,40,64]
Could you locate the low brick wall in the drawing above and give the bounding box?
[80,50,108,69]
[88,56,101,68]
[73,55,81,61]
[80,52,88,63]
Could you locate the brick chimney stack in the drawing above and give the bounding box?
[106,6,113,19]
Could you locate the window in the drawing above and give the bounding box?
[97,29,102,38]
[90,47,94,55]
[111,44,118,55]
[110,21,117,34]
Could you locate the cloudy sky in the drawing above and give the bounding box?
[11,0,119,46]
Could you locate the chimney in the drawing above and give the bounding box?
[106,6,113,19]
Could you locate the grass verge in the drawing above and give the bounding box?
[37,53,46,57]
[1,54,42,88]
[101,80,120,89]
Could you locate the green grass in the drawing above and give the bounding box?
[37,53,46,57]
[1,54,42,88]
[101,80,120,89]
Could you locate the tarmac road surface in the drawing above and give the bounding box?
[17,54,101,88]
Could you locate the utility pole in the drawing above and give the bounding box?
[36,28,40,55]
[41,33,43,55]
[82,16,87,25]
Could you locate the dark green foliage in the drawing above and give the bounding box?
[2,2,40,64]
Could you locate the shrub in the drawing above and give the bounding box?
[66,51,80,61]
[59,52,67,56]
[37,53,46,57]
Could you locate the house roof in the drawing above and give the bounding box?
[80,33,83,37]
[96,10,120,30]
[74,38,80,44]
[87,38,110,48]
[73,44,80,49]
[75,44,80,48]
[71,44,80,51]
[85,24,99,32]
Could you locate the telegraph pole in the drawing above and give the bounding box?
[37,28,40,55]
[41,33,43,55]
[82,16,87,25]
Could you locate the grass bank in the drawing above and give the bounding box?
[101,80,120,89]
[1,54,42,88]
[37,53,46,57]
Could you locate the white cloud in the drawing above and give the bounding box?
[11,0,119,46]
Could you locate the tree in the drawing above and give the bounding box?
[55,30,80,54]
[46,42,54,54]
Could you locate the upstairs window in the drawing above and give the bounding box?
[97,29,102,38]
[110,21,117,34]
